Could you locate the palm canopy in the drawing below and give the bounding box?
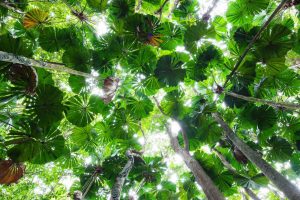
[0,0,300,199]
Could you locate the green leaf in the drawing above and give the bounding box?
[23,84,65,127]
[6,122,65,164]
[226,0,269,26]
[256,24,294,63]
[266,136,294,162]
[70,126,98,150]
[226,2,252,26]
[65,94,106,127]
[291,153,300,175]
[127,94,154,119]
[39,27,79,52]
[68,75,86,94]
[87,0,108,12]
[194,116,222,145]
[161,90,185,119]
[187,43,222,81]
[154,53,187,87]
[62,46,91,72]
[240,105,277,131]
[125,46,157,75]
[108,0,135,19]
[159,22,183,50]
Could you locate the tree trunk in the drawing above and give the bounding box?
[168,0,179,18]
[213,148,286,200]
[244,187,261,200]
[154,96,224,199]
[212,112,300,200]
[202,0,219,21]
[0,51,94,78]
[242,191,249,200]
[110,150,135,200]
[225,91,300,110]
[268,185,285,200]
[166,126,225,200]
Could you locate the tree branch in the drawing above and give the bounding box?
[202,0,219,21]
[0,2,25,14]
[212,147,237,174]
[224,91,300,110]
[223,0,289,87]
[0,51,95,78]
[153,96,190,151]
[155,0,170,18]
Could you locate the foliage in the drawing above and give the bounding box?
[0,0,299,199]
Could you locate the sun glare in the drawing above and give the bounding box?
[92,16,109,37]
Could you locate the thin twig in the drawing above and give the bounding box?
[223,0,289,88]
[155,0,170,19]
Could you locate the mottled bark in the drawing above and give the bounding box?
[110,150,134,200]
[136,0,143,11]
[244,187,261,200]
[154,97,224,199]
[212,112,300,200]
[0,2,25,14]
[166,126,225,200]
[0,51,94,78]
[202,0,219,21]
[225,91,300,110]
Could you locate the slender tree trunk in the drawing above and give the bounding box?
[244,187,261,200]
[225,91,300,110]
[135,0,143,11]
[168,0,179,18]
[0,51,94,78]
[213,148,286,200]
[223,0,289,87]
[202,0,219,21]
[110,150,135,200]
[165,126,225,200]
[212,112,300,200]
[242,191,249,200]
[154,97,224,199]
